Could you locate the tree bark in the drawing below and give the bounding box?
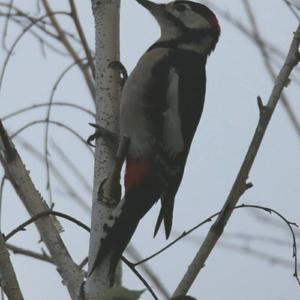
[0,234,23,300]
[0,122,84,300]
[85,0,121,298]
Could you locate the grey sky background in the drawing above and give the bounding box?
[0,0,300,299]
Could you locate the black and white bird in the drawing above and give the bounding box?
[91,0,220,282]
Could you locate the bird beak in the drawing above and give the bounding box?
[136,0,164,17]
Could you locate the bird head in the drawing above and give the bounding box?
[136,0,220,54]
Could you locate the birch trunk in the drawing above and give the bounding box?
[85,0,121,298]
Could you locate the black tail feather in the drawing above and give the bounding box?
[153,195,175,239]
[153,208,164,237]
[89,178,159,282]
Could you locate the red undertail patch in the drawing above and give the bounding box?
[125,160,150,190]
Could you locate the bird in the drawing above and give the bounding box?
[89,0,221,283]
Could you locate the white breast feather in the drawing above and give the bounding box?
[120,49,169,159]
[163,68,184,157]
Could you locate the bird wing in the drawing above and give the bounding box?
[152,49,207,238]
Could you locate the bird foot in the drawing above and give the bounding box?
[97,136,130,206]
[98,177,121,207]
[87,123,119,147]
[108,61,128,87]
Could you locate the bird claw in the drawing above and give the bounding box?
[87,123,119,147]
[98,177,121,207]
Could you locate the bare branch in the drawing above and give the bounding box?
[185,235,299,271]
[4,209,90,241]
[0,234,23,300]
[1,101,94,121]
[203,1,300,136]
[44,58,91,205]
[51,141,92,194]
[68,0,95,77]
[126,245,170,299]
[0,176,6,230]
[284,0,300,21]
[9,119,93,155]
[41,0,95,101]
[173,25,300,297]
[1,0,14,51]
[0,11,71,95]
[4,209,159,299]
[6,243,53,265]
[244,0,300,139]
[122,257,158,300]
[0,121,84,299]
[15,136,90,212]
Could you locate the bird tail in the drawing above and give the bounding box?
[88,174,159,282]
[153,194,175,239]
[88,195,141,280]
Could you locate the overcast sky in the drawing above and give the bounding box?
[1,0,300,299]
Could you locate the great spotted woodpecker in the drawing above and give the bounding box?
[90,0,220,281]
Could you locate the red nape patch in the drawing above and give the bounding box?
[125,160,150,190]
[209,17,221,35]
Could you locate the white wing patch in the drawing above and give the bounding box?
[163,68,184,157]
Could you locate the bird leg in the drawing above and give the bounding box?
[98,136,130,206]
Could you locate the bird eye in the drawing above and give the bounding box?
[174,3,186,12]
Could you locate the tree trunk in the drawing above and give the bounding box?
[85,0,121,298]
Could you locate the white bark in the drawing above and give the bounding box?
[0,234,23,300]
[85,0,121,298]
[0,126,84,300]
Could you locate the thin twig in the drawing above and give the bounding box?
[135,204,298,269]
[44,58,90,205]
[127,245,170,299]
[0,14,70,56]
[16,135,90,212]
[223,232,294,247]
[185,234,299,270]
[0,3,82,43]
[203,1,300,136]
[51,140,92,193]
[41,0,95,100]
[0,176,6,231]
[1,0,14,51]
[68,0,95,77]
[78,257,88,269]
[0,11,71,95]
[1,101,94,121]
[244,0,300,139]
[284,0,300,21]
[6,243,53,264]
[122,256,159,300]
[4,209,158,298]
[4,209,90,241]
[9,119,93,155]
